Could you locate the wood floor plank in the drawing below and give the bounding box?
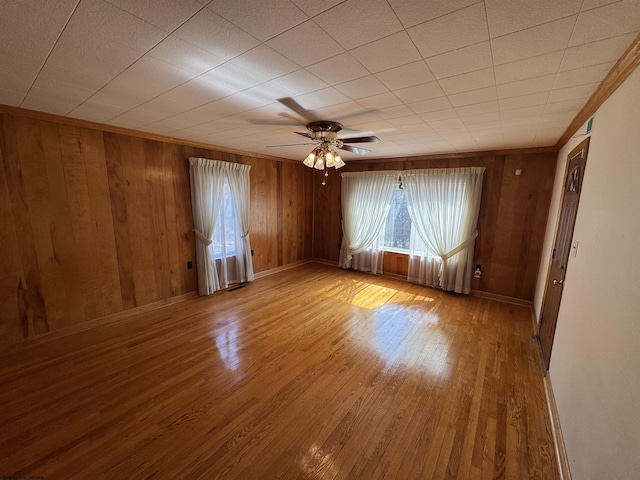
[0,264,560,479]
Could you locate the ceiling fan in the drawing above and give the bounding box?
[265,98,381,177]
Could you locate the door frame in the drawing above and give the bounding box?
[537,137,590,369]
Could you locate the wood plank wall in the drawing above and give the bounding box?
[313,152,556,301]
[0,110,312,344]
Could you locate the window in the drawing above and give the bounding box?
[383,187,411,252]
[211,178,241,259]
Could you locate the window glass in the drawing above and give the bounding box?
[383,188,411,251]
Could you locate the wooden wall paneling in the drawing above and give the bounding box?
[13,116,71,332]
[280,162,309,264]
[39,122,87,327]
[513,153,555,299]
[174,146,197,295]
[81,127,123,317]
[160,142,183,297]
[129,135,160,304]
[473,156,504,293]
[58,124,109,320]
[142,138,172,301]
[3,115,49,336]
[246,157,278,272]
[0,115,26,342]
[104,133,137,309]
[303,167,313,259]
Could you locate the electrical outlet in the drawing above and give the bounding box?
[187,261,193,269]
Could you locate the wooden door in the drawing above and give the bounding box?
[538,138,589,370]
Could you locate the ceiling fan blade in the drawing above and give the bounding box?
[278,97,318,122]
[294,131,314,139]
[266,142,315,147]
[341,135,381,144]
[340,144,370,155]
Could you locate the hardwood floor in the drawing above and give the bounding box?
[0,263,558,479]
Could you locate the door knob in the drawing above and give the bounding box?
[553,279,564,285]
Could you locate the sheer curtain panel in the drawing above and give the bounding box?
[403,167,485,294]
[339,171,399,271]
[189,158,254,295]
[226,162,254,282]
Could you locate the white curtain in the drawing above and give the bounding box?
[339,171,399,271]
[226,162,254,282]
[403,167,485,294]
[189,157,253,295]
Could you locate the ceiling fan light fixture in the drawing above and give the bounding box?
[314,155,325,170]
[303,150,316,167]
[325,150,336,168]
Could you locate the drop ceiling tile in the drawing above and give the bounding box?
[294,87,352,110]
[37,0,167,91]
[394,82,445,103]
[270,69,329,95]
[313,0,404,50]
[502,116,540,127]
[21,94,82,116]
[0,0,76,95]
[202,62,264,92]
[543,98,586,114]
[408,96,454,114]
[289,0,342,17]
[388,115,428,129]
[448,86,498,107]
[0,87,25,107]
[494,51,564,84]
[99,56,196,105]
[147,35,225,75]
[106,0,202,31]
[455,100,499,116]
[70,98,131,123]
[357,92,404,110]
[173,7,259,60]
[468,124,503,133]
[541,111,576,125]
[408,3,489,58]
[461,111,501,125]
[306,53,369,85]
[207,0,308,41]
[376,105,415,119]
[426,42,493,78]
[375,61,435,91]
[159,76,237,109]
[230,45,299,83]
[350,32,422,73]
[500,105,545,119]
[387,0,480,29]
[547,82,600,103]
[108,108,158,128]
[497,74,556,99]
[498,92,549,110]
[569,0,640,46]
[26,76,95,107]
[267,20,345,66]
[486,0,582,38]
[581,0,621,10]
[335,76,388,100]
[438,68,495,95]
[491,16,575,65]
[560,33,637,70]
[554,62,615,89]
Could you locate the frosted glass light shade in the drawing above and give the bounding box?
[325,151,336,167]
[335,154,345,168]
[303,151,316,167]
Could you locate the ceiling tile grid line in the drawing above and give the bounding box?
[2,0,639,158]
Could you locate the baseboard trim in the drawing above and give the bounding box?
[470,289,533,307]
[7,291,198,349]
[310,257,339,267]
[544,372,572,480]
[254,259,313,279]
